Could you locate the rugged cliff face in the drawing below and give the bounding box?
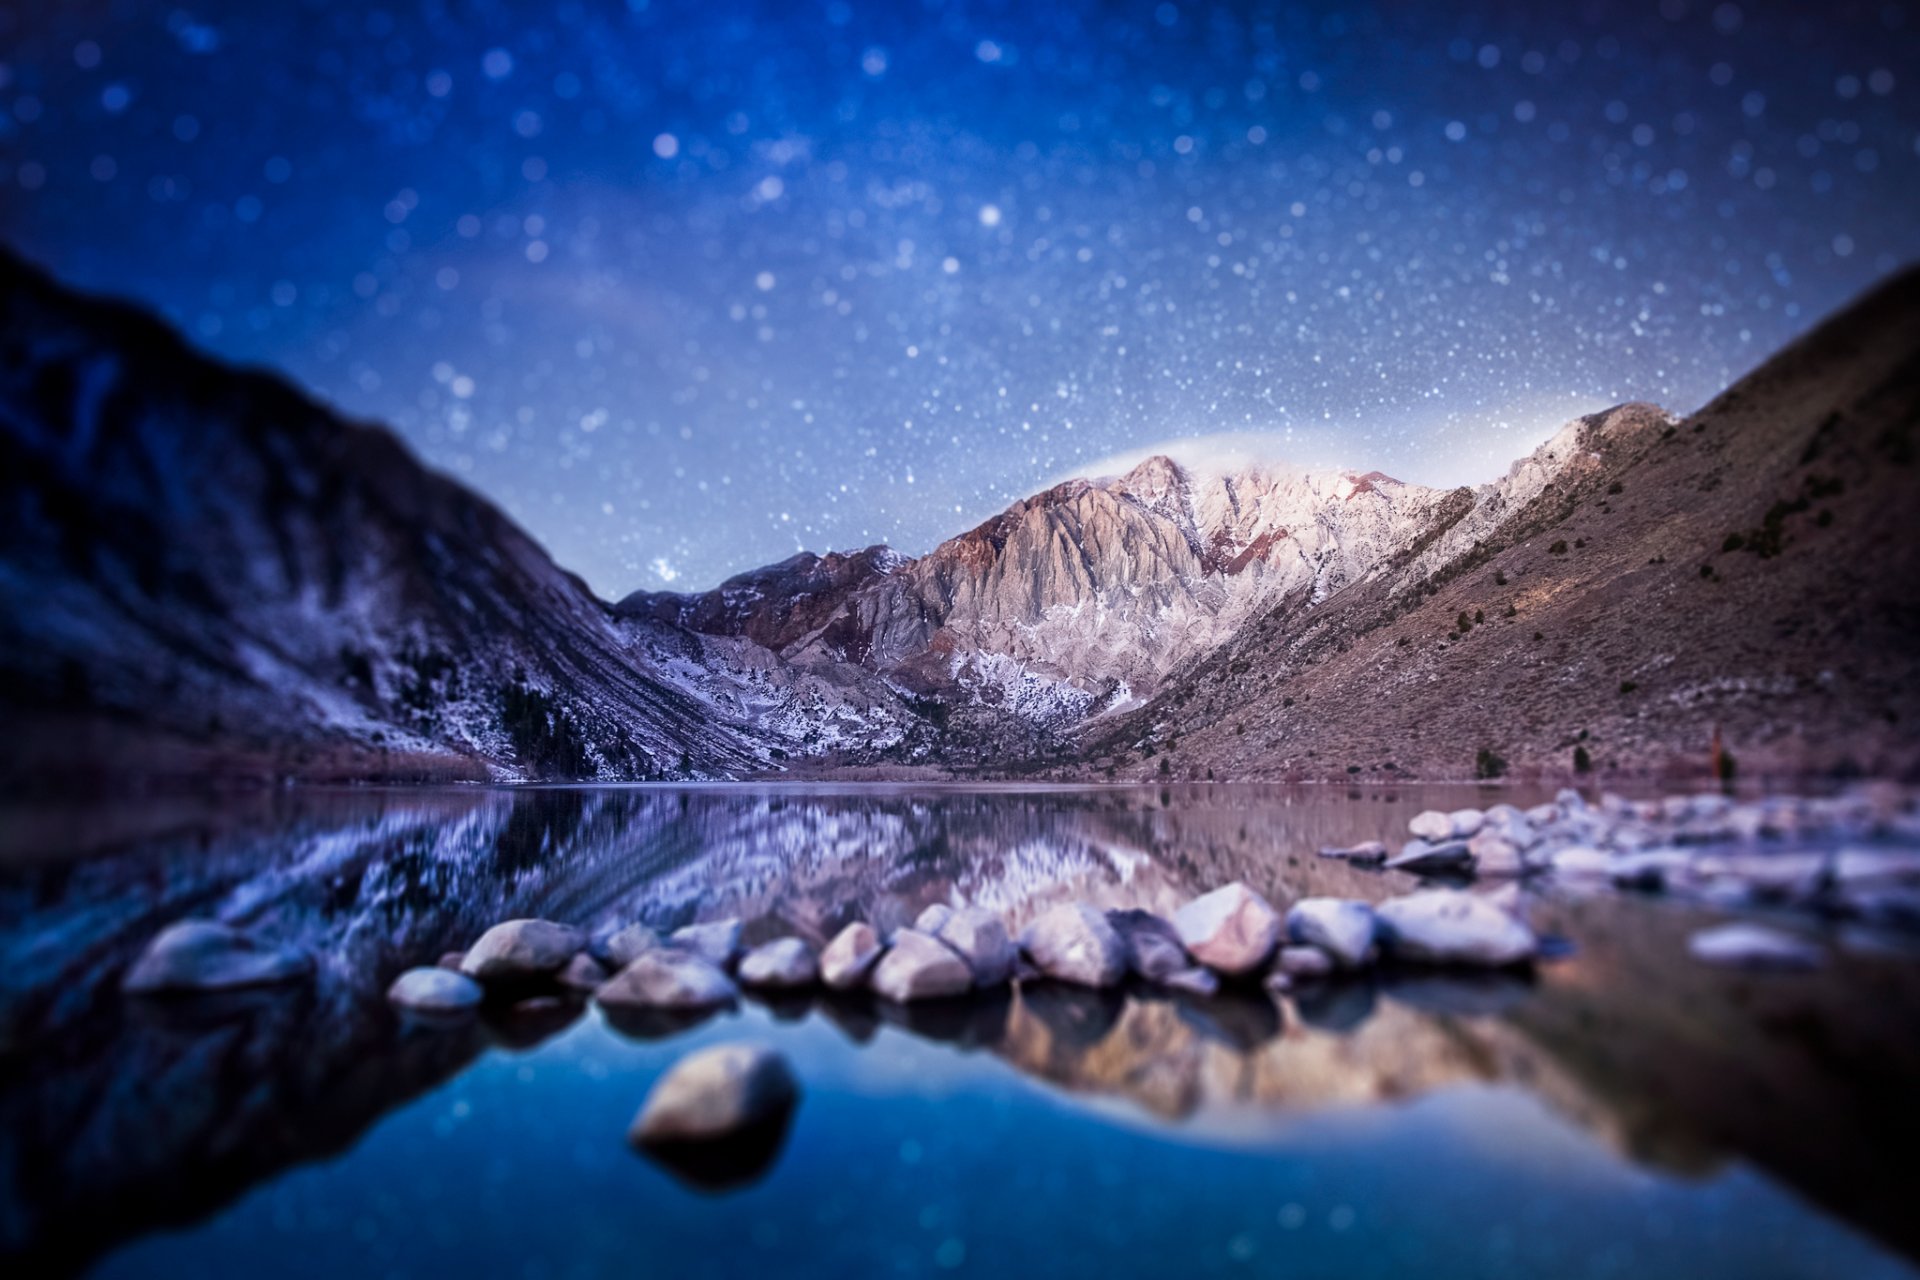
[621,450,1466,756]
[1076,267,1920,783]
[0,248,925,784]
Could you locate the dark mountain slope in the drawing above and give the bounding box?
[1072,267,1920,784]
[0,247,786,785]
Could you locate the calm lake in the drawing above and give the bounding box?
[2,783,1916,1279]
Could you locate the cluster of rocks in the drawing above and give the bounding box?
[1321,785,1920,970]
[380,879,1541,1028]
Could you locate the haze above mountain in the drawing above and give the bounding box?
[2,247,1915,787]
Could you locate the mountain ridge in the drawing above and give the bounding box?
[2,244,1915,786]
[1065,265,1920,783]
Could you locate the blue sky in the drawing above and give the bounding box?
[3,0,1915,594]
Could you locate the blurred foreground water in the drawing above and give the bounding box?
[2,782,1917,1279]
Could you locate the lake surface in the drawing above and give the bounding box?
[2,783,1917,1278]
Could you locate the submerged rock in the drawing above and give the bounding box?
[122,920,313,995]
[669,920,744,970]
[629,1044,800,1189]
[819,922,884,990]
[737,938,819,990]
[1173,883,1282,975]
[935,908,1017,987]
[870,929,974,1002]
[1020,903,1129,987]
[1376,890,1538,967]
[460,919,584,983]
[1106,908,1192,982]
[597,950,739,1012]
[1285,898,1377,969]
[1688,924,1824,971]
[386,966,484,1014]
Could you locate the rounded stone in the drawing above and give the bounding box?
[387,966,485,1014]
[1173,883,1282,975]
[630,1043,799,1146]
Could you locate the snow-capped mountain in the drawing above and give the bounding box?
[621,452,1465,753]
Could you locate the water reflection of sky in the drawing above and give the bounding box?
[6,783,1920,1277]
[93,1005,1912,1280]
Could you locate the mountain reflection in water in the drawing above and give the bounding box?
[2,783,1917,1278]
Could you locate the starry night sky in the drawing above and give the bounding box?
[2,1,1915,596]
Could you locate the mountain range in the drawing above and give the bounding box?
[2,246,1915,787]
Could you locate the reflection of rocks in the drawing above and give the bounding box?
[874,985,1012,1049]
[993,980,1572,1125]
[1173,988,1281,1052]
[1292,978,1378,1032]
[486,995,585,1051]
[1018,983,1125,1051]
[1381,970,1534,1017]
[7,782,1920,1272]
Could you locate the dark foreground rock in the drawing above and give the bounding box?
[629,1044,800,1191]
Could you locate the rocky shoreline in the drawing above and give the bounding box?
[114,783,1920,1159]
